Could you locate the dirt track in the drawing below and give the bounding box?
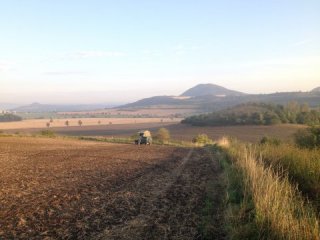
[0,137,222,239]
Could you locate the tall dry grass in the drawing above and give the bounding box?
[259,144,320,211]
[225,140,320,240]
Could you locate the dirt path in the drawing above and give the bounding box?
[93,148,195,239]
[0,137,224,239]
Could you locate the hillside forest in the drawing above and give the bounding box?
[182,102,320,126]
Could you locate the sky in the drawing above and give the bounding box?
[0,0,319,104]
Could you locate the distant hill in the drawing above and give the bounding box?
[120,96,182,109]
[11,84,320,114]
[180,83,246,97]
[120,87,320,113]
[12,102,115,112]
[311,87,320,92]
[0,103,22,111]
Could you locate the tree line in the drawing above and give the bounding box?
[182,102,320,126]
[0,113,22,122]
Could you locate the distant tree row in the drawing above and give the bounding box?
[182,102,320,126]
[0,113,22,122]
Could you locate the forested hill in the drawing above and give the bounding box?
[182,102,320,126]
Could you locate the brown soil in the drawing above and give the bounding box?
[0,137,223,239]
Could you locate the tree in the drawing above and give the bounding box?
[65,120,69,127]
[78,120,83,126]
[0,113,22,122]
[263,112,281,125]
[294,127,320,149]
[300,103,310,113]
[156,128,170,143]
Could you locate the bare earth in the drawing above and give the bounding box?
[0,137,220,239]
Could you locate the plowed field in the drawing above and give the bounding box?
[0,137,221,239]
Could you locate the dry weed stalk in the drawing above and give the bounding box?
[227,141,319,240]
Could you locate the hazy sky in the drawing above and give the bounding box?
[0,0,319,104]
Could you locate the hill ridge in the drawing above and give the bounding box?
[180,83,245,97]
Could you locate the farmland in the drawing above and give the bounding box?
[0,117,179,130]
[0,136,223,239]
[0,120,317,239]
[50,123,304,143]
[1,119,305,143]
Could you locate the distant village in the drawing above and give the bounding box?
[0,110,16,114]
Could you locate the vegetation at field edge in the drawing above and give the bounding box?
[213,138,319,239]
[258,143,320,212]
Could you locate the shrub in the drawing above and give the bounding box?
[259,136,281,146]
[192,134,213,145]
[39,130,55,137]
[155,128,170,142]
[294,127,320,149]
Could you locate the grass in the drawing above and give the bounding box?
[39,130,56,137]
[209,144,260,239]
[216,139,320,240]
[258,143,320,212]
[197,145,227,239]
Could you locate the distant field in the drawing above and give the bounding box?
[51,123,305,143]
[0,117,180,130]
[58,106,200,117]
[0,115,305,142]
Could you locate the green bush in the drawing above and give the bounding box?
[294,127,320,149]
[192,134,213,145]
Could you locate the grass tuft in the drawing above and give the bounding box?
[219,139,320,239]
